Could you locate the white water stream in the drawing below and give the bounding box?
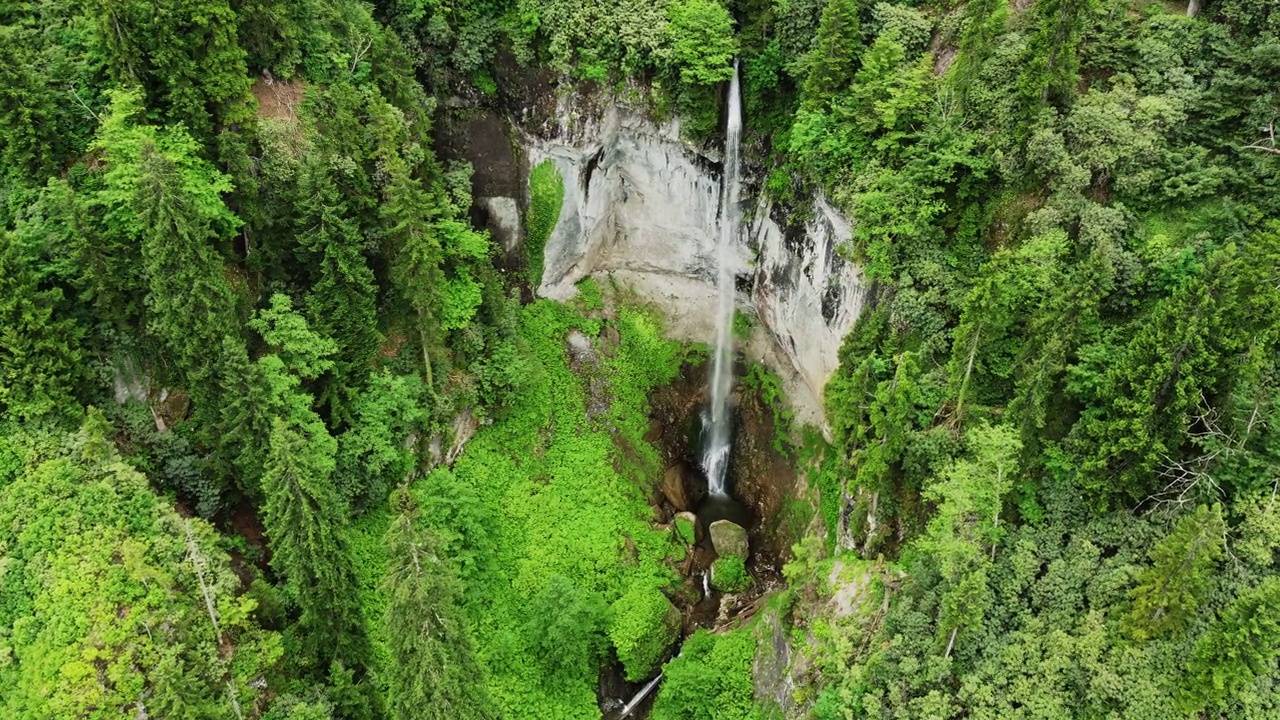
[702,61,743,497]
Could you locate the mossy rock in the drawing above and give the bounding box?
[712,555,752,593]
[674,512,697,545]
[710,519,748,560]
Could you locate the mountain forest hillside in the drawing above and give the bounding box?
[2,0,1280,718]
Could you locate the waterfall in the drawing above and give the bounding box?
[618,674,663,718]
[702,61,742,497]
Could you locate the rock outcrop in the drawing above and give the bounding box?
[659,463,695,512]
[436,84,866,426]
[521,92,867,427]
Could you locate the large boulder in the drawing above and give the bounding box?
[710,519,749,560]
[659,463,694,511]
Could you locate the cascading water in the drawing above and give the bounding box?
[702,61,743,497]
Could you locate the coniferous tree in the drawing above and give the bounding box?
[261,405,368,671]
[0,26,64,183]
[93,0,252,136]
[295,158,382,420]
[383,161,447,389]
[1127,504,1226,641]
[803,0,862,104]
[919,422,1020,656]
[383,488,491,720]
[0,231,88,423]
[250,296,369,669]
[1182,577,1280,712]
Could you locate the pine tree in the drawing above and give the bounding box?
[803,0,862,105]
[1127,504,1225,642]
[260,403,368,671]
[383,488,491,720]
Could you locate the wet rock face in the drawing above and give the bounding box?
[521,91,867,427]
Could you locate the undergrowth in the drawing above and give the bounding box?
[406,299,684,718]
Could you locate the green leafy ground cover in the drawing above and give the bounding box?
[408,299,686,718]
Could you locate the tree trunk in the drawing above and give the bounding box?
[1187,0,1200,17]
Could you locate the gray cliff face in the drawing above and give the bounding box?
[522,92,866,426]
[438,88,866,426]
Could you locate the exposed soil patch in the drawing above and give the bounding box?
[251,76,304,121]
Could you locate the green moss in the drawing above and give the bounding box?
[743,363,794,454]
[675,516,696,545]
[574,276,604,312]
[609,584,681,681]
[773,497,815,554]
[732,308,754,342]
[712,555,752,593]
[526,160,565,286]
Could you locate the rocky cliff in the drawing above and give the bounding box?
[448,88,867,426]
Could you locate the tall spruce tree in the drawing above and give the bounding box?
[295,158,382,421]
[803,0,862,104]
[383,488,491,720]
[260,403,369,671]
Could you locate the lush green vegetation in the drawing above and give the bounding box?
[711,555,752,593]
[650,627,763,720]
[5,0,1280,718]
[526,158,565,286]
[741,1,1280,718]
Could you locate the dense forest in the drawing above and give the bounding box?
[2,0,1280,718]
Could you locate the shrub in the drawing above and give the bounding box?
[609,584,681,680]
[712,555,752,593]
[650,627,762,720]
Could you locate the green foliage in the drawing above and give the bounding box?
[383,489,492,720]
[410,299,682,717]
[1127,504,1226,642]
[802,0,862,104]
[250,293,339,381]
[650,627,762,720]
[712,555,752,593]
[917,422,1020,652]
[0,232,89,424]
[0,416,281,717]
[336,372,426,511]
[662,0,738,86]
[1182,576,1280,713]
[293,157,382,414]
[526,159,565,287]
[260,405,369,672]
[523,574,611,684]
[675,516,697,545]
[93,0,253,135]
[609,583,681,681]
